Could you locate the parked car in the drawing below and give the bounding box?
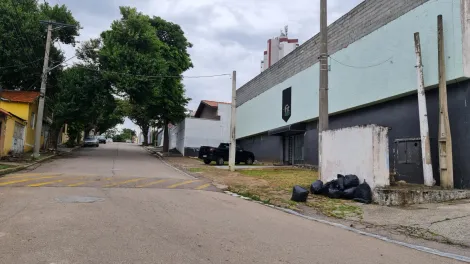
[83,136,99,147]
[97,136,106,144]
[198,143,255,165]
[106,138,113,143]
[125,139,132,143]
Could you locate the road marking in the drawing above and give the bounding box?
[28,179,63,187]
[194,183,211,190]
[104,178,146,188]
[67,182,88,187]
[136,179,168,188]
[5,173,62,179]
[0,176,58,186]
[167,180,199,189]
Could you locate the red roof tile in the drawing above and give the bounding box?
[0,91,40,103]
[202,100,231,108]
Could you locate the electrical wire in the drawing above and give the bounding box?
[62,63,231,79]
[329,55,393,69]
[0,58,44,70]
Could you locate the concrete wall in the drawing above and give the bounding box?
[168,124,184,154]
[238,134,283,163]
[236,0,465,139]
[321,125,390,189]
[184,118,228,148]
[199,106,218,119]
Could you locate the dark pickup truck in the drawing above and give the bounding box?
[198,143,255,165]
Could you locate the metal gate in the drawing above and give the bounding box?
[283,134,305,165]
[12,122,25,154]
[394,138,424,184]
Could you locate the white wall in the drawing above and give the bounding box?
[184,118,227,148]
[169,123,185,154]
[237,0,464,139]
[320,125,390,189]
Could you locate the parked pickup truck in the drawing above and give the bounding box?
[198,143,255,165]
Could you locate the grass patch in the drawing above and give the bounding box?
[0,164,15,170]
[239,169,318,191]
[187,167,207,173]
[306,196,363,219]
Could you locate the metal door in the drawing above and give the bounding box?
[293,134,304,164]
[394,138,424,184]
[13,122,25,154]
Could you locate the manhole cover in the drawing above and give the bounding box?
[55,196,105,203]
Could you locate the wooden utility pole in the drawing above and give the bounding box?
[229,71,237,172]
[413,32,434,186]
[318,0,328,180]
[33,23,52,158]
[437,15,454,188]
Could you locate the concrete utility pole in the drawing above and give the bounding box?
[437,15,454,189]
[318,0,329,180]
[33,23,52,158]
[413,32,434,186]
[34,20,77,157]
[229,71,237,172]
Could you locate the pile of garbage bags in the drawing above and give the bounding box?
[291,174,372,204]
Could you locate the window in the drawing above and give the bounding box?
[31,112,36,129]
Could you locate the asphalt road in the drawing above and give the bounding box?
[0,143,462,263]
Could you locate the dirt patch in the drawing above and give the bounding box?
[165,156,362,217]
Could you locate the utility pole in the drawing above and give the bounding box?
[438,15,454,188]
[33,23,52,158]
[413,32,434,186]
[318,0,329,180]
[229,71,237,172]
[34,20,77,157]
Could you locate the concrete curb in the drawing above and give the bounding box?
[223,191,470,263]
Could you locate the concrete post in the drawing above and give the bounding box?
[229,71,237,172]
[413,32,434,187]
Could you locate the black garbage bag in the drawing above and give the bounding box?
[328,186,343,199]
[343,175,360,189]
[320,180,336,196]
[342,187,357,200]
[353,180,372,204]
[337,174,345,191]
[291,185,309,202]
[310,180,323,195]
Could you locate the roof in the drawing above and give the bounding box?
[194,100,231,118]
[0,90,40,103]
[201,100,231,108]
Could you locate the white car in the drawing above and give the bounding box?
[125,140,131,143]
[106,138,113,143]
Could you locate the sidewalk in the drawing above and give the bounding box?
[162,155,470,251]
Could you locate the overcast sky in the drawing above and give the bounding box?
[47,0,363,133]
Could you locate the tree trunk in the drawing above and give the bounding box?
[142,125,149,146]
[49,125,62,150]
[163,120,169,152]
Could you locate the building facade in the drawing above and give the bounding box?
[166,100,232,156]
[261,33,299,72]
[236,0,470,188]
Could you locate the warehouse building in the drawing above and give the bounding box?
[236,0,470,188]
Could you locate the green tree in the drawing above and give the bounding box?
[99,8,193,152]
[0,0,80,91]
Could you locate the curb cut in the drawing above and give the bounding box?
[223,191,470,263]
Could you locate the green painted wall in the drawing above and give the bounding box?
[237,0,464,139]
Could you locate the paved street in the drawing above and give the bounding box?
[0,143,462,263]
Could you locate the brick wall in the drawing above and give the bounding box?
[236,0,429,107]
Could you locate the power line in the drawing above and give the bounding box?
[0,58,44,70]
[62,63,231,79]
[329,55,393,69]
